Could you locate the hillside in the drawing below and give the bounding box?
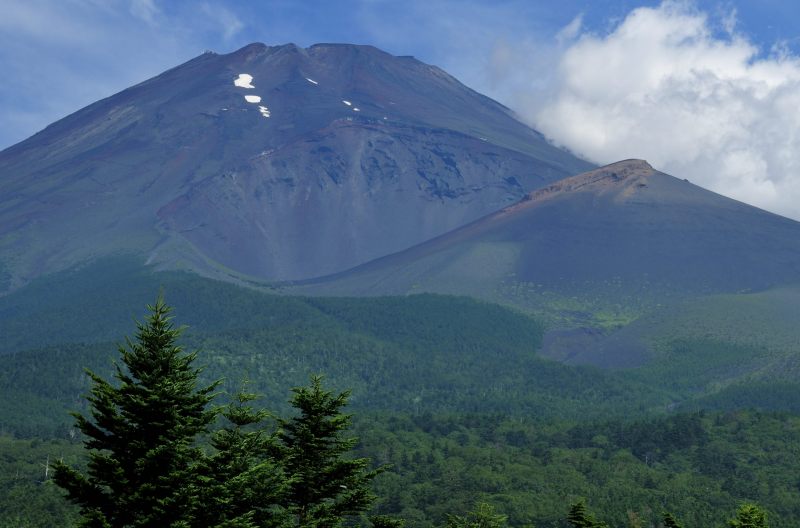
[299,159,800,305]
[3,38,800,528]
[3,262,800,526]
[0,43,590,292]
[0,259,672,438]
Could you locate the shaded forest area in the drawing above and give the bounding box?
[1,265,799,526]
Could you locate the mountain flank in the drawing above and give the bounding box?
[0,42,591,292]
[298,159,800,303]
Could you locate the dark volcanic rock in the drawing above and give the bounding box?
[302,160,800,298]
[0,43,591,289]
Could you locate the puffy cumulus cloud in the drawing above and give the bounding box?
[529,1,800,219]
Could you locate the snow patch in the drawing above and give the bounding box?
[353,108,360,112]
[234,74,255,89]
[342,100,352,106]
[305,77,319,85]
[258,105,271,118]
[244,95,262,103]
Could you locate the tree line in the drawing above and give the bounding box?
[54,298,378,528]
[54,298,772,527]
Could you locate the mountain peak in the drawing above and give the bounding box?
[302,159,800,303]
[0,40,591,289]
[525,159,654,202]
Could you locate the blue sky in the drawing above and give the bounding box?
[3,0,800,217]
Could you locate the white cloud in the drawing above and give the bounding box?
[130,0,160,25]
[5,0,800,221]
[556,14,583,45]
[527,1,800,220]
[200,2,244,41]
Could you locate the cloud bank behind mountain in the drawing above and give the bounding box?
[525,1,800,220]
[4,1,800,219]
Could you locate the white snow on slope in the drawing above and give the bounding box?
[342,100,352,106]
[306,78,319,85]
[244,95,262,103]
[258,105,270,118]
[234,74,255,88]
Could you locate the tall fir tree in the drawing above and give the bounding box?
[566,500,608,528]
[279,375,379,528]
[54,297,218,528]
[728,504,768,528]
[192,387,290,528]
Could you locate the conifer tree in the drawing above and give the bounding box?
[54,298,218,528]
[279,375,379,528]
[446,502,509,528]
[662,512,684,528]
[193,388,290,528]
[728,503,768,528]
[566,500,608,528]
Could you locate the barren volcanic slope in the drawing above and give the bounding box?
[302,160,800,303]
[0,43,591,292]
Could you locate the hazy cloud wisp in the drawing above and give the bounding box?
[0,0,247,150]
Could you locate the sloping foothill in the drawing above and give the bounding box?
[290,160,800,407]
[0,257,671,439]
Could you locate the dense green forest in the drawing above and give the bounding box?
[1,260,799,526]
[3,407,798,526]
[0,260,679,440]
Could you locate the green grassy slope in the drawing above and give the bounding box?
[602,287,800,362]
[561,287,800,407]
